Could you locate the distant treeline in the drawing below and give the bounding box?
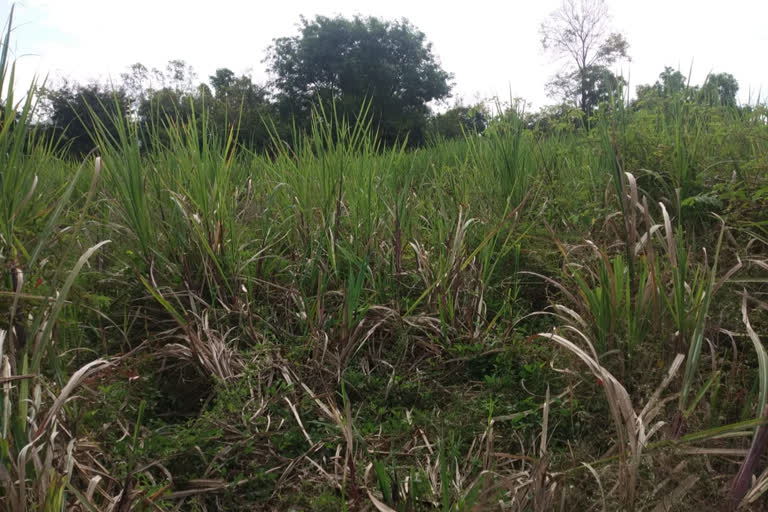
[29,14,750,158]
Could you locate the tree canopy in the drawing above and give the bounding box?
[635,67,739,109]
[700,72,739,107]
[427,103,488,140]
[266,15,453,145]
[32,12,749,159]
[208,68,273,150]
[40,81,130,156]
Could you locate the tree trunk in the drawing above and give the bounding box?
[580,68,589,128]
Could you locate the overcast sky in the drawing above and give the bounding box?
[2,0,767,109]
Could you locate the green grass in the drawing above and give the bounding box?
[2,17,768,511]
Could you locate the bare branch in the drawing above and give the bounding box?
[540,0,629,114]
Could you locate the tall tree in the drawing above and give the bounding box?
[120,60,199,119]
[427,103,488,140]
[700,72,739,107]
[210,68,237,98]
[656,67,688,96]
[546,65,625,114]
[634,67,739,109]
[120,62,151,114]
[158,60,198,94]
[540,0,629,119]
[266,15,453,145]
[635,66,691,107]
[134,60,202,126]
[40,81,130,156]
[209,68,273,151]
